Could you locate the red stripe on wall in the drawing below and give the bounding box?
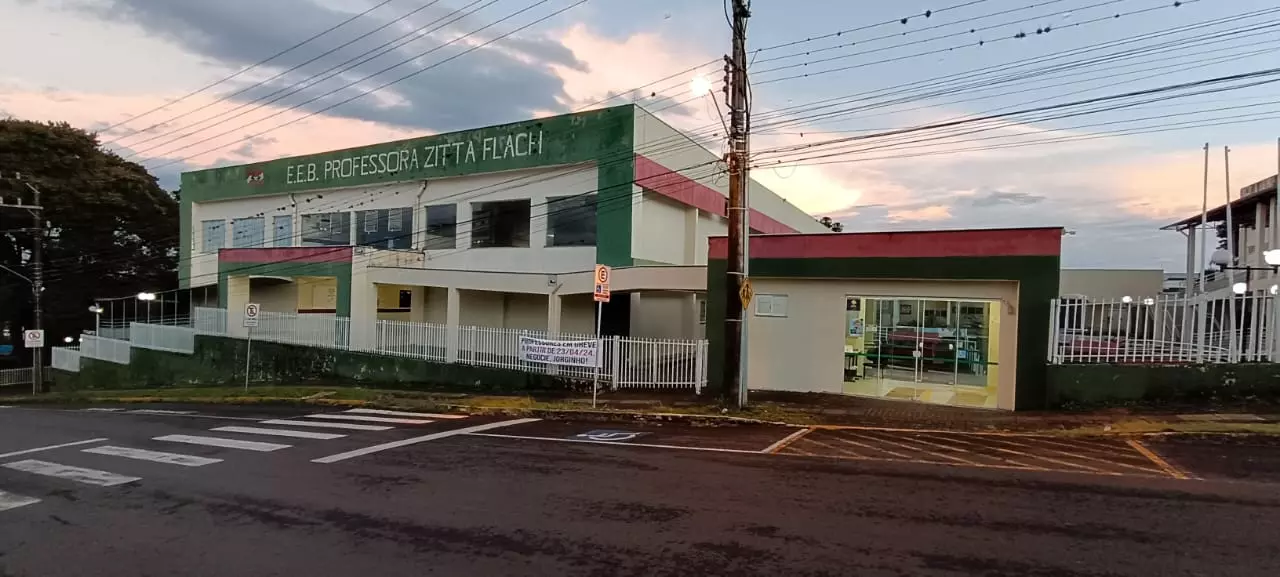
[634,155,796,234]
[219,247,353,264]
[708,228,1063,260]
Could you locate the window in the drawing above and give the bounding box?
[698,299,707,324]
[201,220,225,253]
[546,195,597,247]
[471,200,530,248]
[398,290,412,308]
[755,294,788,317]
[425,204,457,250]
[355,208,412,249]
[273,215,293,247]
[387,208,405,232]
[232,217,265,249]
[301,212,351,246]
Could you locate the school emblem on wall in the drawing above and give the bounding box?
[245,168,265,186]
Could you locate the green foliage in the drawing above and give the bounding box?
[0,119,178,365]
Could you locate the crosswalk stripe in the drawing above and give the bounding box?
[343,408,466,419]
[82,446,222,467]
[258,419,392,431]
[2,459,141,487]
[0,490,40,512]
[304,414,433,425]
[211,426,345,440]
[153,435,290,452]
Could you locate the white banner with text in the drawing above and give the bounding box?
[518,336,601,368]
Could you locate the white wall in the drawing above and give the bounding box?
[503,293,548,330]
[632,106,826,235]
[561,294,596,335]
[424,286,449,323]
[632,192,690,264]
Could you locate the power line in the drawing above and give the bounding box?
[99,0,401,137]
[143,0,592,172]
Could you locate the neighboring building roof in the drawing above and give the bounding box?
[1163,174,1277,230]
[709,227,1065,260]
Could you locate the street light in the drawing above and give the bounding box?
[137,292,157,325]
[1121,295,1133,304]
[1233,282,1248,295]
[63,336,72,344]
[1142,298,1155,306]
[88,304,103,337]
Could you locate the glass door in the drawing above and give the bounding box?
[844,296,1000,408]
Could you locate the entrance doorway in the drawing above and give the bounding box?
[842,296,999,408]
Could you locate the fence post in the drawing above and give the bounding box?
[610,335,621,391]
[694,340,706,394]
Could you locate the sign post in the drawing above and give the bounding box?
[23,329,44,395]
[242,303,260,392]
[592,264,611,409]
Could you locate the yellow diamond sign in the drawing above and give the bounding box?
[739,278,754,310]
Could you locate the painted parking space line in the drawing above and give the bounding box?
[0,438,109,460]
[3,460,141,487]
[82,446,222,467]
[342,408,466,419]
[312,418,540,464]
[466,432,767,455]
[763,428,814,454]
[258,419,392,431]
[1127,439,1192,480]
[211,426,346,440]
[825,434,914,460]
[853,431,985,467]
[982,436,1166,475]
[303,414,434,425]
[922,433,1104,473]
[906,433,1048,470]
[153,435,291,452]
[0,490,40,512]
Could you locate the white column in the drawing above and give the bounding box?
[446,287,461,362]
[547,293,562,337]
[226,276,250,339]
[347,262,378,351]
[530,196,547,249]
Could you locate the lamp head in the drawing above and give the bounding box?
[1210,248,1233,269]
[1232,282,1248,295]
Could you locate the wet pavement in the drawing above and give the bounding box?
[1,404,1278,576]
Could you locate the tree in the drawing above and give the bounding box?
[0,120,177,366]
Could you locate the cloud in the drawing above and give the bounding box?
[70,0,585,132]
[968,190,1046,207]
[887,204,951,222]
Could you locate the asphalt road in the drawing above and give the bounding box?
[1,404,1278,577]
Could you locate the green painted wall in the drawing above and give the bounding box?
[179,105,638,286]
[1047,363,1280,408]
[705,255,1060,410]
[217,260,353,316]
[54,336,594,393]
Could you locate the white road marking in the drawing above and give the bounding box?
[211,426,345,440]
[3,459,141,487]
[0,438,109,460]
[0,490,40,512]
[303,414,434,425]
[343,408,466,419]
[312,418,540,464]
[83,408,125,412]
[259,419,392,431]
[0,405,15,409]
[152,435,290,452]
[467,432,763,454]
[82,445,222,467]
[128,409,197,415]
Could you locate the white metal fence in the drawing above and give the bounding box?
[188,307,708,391]
[1049,294,1276,364]
[130,323,196,354]
[80,335,132,365]
[52,347,81,373]
[0,367,50,387]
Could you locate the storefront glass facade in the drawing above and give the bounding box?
[843,296,1000,408]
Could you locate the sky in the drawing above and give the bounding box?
[2,0,1279,270]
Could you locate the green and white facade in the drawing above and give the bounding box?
[179,104,824,344]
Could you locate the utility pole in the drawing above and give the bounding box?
[722,0,751,407]
[0,173,45,393]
